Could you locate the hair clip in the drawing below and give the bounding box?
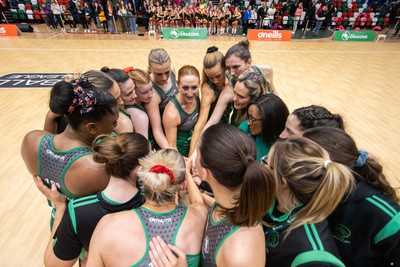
[68,82,97,115]
[355,150,368,167]
[75,76,92,88]
[323,159,332,169]
[150,165,176,185]
[123,66,134,73]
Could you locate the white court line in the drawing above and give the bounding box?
[0,47,399,54]
[46,33,64,40]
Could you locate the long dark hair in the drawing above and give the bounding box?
[199,124,276,227]
[50,71,117,130]
[303,127,399,202]
[292,105,344,131]
[247,94,289,144]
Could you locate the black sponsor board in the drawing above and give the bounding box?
[0,73,70,88]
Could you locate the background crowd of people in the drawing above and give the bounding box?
[2,0,400,36]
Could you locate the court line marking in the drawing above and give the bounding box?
[0,47,399,54]
[46,33,64,40]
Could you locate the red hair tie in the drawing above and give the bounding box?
[149,165,175,185]
[123,67,134,74]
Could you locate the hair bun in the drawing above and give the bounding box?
[207,46,219,53]
[100,66,111,73]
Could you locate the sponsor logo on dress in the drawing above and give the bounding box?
[46,149,66,160]
[148,217,172,224]
[203,236,209,254]
[333,224,351,244]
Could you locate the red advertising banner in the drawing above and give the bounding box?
[0,24,18,36]
[247,29,292,41]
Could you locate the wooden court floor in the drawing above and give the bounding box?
[0,26,399,266]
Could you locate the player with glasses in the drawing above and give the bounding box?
[239,94,289,162]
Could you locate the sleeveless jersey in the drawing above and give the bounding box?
[132,205,200,267]
[152,71,179,113]
[53,191,144,260]
[124,104,155,149]
[201,203,240,267]
[207,76,234,125]
[125,103,144,112]
[38,134,92,200]
[170,96,200,132]
[170,96,200,157]
[119,108,131,119]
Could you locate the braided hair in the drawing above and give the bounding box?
[292,105,344,131]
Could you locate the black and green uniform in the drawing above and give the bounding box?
[132,205,200,267]
[38,134,92,200]
[53,191,144,260]
[201,203,240,267]
[124,104,155,148]
[207,77,233,125]
[328,181,400,267]
[119,108,131,119]
[263,201,345,267]
[169,96,200,157]
[152,71,179,115]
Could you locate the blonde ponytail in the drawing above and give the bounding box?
[289,160,354,232]
[137,149,185,204]
[268,137,354,235]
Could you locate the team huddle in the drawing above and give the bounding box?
[21,40,400,267]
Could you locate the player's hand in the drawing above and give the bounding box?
[149,236,188,267]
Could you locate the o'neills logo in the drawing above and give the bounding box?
[0,24,19,36]
[258,31,282,39]
[248,30,292,41]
